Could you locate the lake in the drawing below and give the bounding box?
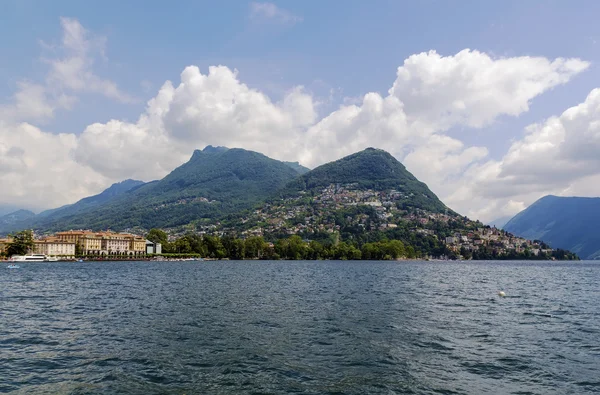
[1,260,599,394]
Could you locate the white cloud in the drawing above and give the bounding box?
[0,121,109,210]
[389,49,590,130]
[2,30,596,221]
[0,17,135,125]
[446,88,600,222]
[0,82,56,122]
[72,66,317,178]
[45,17,137,104]
[249,2,302,25]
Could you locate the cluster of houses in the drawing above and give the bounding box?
[0,230,162,259]
[444,227,550,256]
[230,184,449,237]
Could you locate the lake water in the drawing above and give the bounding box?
[1,260,599,394]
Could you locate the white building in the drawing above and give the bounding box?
[146,240,162,254]
[33,238,76,258]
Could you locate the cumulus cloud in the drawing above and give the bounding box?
[249,2,302,25]
[1,22,595,221]
[389,49,590,130]
[0,121,109,210]
[446,88,600,222]
[0,17,139,211]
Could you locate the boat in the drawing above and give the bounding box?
[7,264,20,269]
[10,254,58,262]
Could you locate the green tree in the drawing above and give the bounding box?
[203,235,226,259]
[146,228,168,245]
[244,236,267,259]
[287,235,306,260]
[7,230,34,256]
[223,236,245,260]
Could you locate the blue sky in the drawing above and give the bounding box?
[2,1,600,220]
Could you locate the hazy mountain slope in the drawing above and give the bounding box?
[504,195,600,259]
[0,209,36,228]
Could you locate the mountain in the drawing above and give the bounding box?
[487,216,512,229]
[277,148,450,213]
[0,209,36,228]
[0,205,24,216]
[27,147,302,231]
[0,180,146,234]
[283,161,310,175]
[504,195,600,259]
[201,145,310,175]
[36,179,146,219]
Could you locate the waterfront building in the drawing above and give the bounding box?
[79,233,103,255]
[33,237,76,258]
[128,235,147,256]
[56,230,148,256]
[145,240,162,255]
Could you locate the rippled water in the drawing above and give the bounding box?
[1,260,599,394]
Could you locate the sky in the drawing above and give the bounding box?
[1,0,600,222]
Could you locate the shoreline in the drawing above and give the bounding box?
[3,257,586,263]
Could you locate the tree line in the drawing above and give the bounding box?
[147,229,413,260]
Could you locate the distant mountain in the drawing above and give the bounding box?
[0,179,145,234]
[0,209,36,228]
[29,147,302,231]
[504,195,600,259]
[278,148,450,214]
[0,205,24,216]
[487,216,512,229]
[37,179,146,219]
[283,161,310,175]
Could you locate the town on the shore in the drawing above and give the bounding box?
[0,183,579,262]
[0,231,161,260]
[0,220,576,262]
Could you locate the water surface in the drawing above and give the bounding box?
[1,260,599,394]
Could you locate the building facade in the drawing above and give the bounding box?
[33,238,76,258]
[55,230,149,256]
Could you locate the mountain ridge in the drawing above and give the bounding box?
[11,147,303,232]
[504,195,600,259]
[277,148,450,214]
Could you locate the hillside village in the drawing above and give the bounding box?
[193,183,570,260]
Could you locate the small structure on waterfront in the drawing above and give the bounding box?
[145,240,162,255]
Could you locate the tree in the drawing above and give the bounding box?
[146,228,168,245]
[223,236,245,259]
[7,230,34,256]
[75,243,83,257]
[203,235,226,259]
[244,236,267,259]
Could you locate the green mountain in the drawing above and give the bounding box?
[277,148,450,213]
[27,147,302,231]
[503,195,600,259]
[38,179,146,218]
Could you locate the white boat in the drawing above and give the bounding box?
[7,264,20,269]
[10,254,57,262]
